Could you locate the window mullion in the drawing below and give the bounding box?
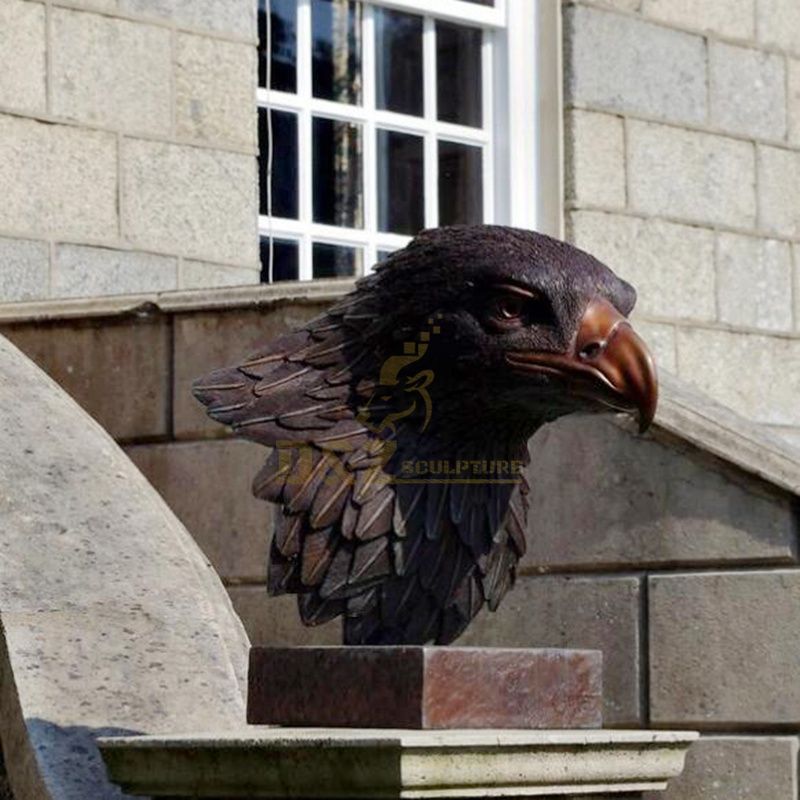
[482,30,495,225]
[297,0,314,280]
[423,15,438,229]
[362,3,378,274]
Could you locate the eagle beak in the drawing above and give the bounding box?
[573,298,658,432]
[506,297,658,432]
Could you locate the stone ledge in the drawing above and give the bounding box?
[98,728,698,798]
[0,278,355,322]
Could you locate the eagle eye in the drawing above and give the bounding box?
[484,285,554,332]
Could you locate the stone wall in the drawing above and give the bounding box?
[3,295,800,799]
[563,0,800,449]
[0,0,259,303]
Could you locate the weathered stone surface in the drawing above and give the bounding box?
[126,439,270,582]
[54,244,178,298]
[457,575,641,726]
[643,736,798,800]
[99,728,698,800]
[0,0,46,114]
[0,115,117,241]
[717,233,792,332]
[709,42,786,140]
[51,8,171,136]
[229,587,341,646]
[641,0,754,39]
[568,211,716,321]
[520,415,797,567]
[173,304,326,438]
[118,0,256,39]
[758,145,800,238]
[788,58,800,145]
[627,121,755,228]
[175,34,256,150]
[565,110,625,208]
[0,236,49,303]
[248,647,602,729]
[676,327,800,426]
[650,570,800,725]
[634,320,676,373]
[2,316,170,440]
[121,138,258,266]
[757,0,800,53]
[180,259,260,290]
[564,5,706,124]
[0,334,249,799]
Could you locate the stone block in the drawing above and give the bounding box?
[627,121,755,229]
[650,570,800,725]
[228,586,342,646]
[564,5,706,125]
[520,414,797,567]
[643,736,799,800]
[709,42,786,140]
[0,236,49,303]
[757,0,800,54]
[121,138,258,266]
[568,211,716,322]
[717,233,792,332]
[633,320,676,373]
[118,0,256,40]
[51,9,171,136]
[172,304,327,439]
[758,145,800,238]
[565,110,625,208]
[641,0,754,40]
[1,316,170,440]
[676,326,800,425]
[53,244,178,298]
[456,575,642,726]
[0,0,46,114]
[175,34,256,150]
[180,259,260,290]
[0,115,117,241]
[248,647,602,729]
[788,58,800,145]
[126,439,270,582]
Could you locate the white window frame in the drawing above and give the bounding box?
[258,0,558,281]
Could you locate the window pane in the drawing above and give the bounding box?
[258,108,298,219]
[438,140,483,226]
[375,8,423,117]
[313,117,363,228]
[436,22,482,127]
[260,237,299,283]
[258,0,296,92]
[312,0,362,105]
[377,130,424,235]
[313,243,362,278]
[377,250,394,262]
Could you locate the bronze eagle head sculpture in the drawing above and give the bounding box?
[194,225,657,645]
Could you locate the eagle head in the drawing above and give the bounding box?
[193,225,657,645]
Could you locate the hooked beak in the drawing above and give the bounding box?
[506,297,658,432]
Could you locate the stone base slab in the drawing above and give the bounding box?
[247,646,603,729]
[98,727,698,798]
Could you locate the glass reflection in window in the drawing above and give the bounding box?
[436,21,482,128]
[258,0,297,92]
[313,243,362,278]
[312,0,362,105]
[375,7,423,117]
[439,140,483,226]
[313,117,364,228]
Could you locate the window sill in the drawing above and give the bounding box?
[0,279,357,324]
